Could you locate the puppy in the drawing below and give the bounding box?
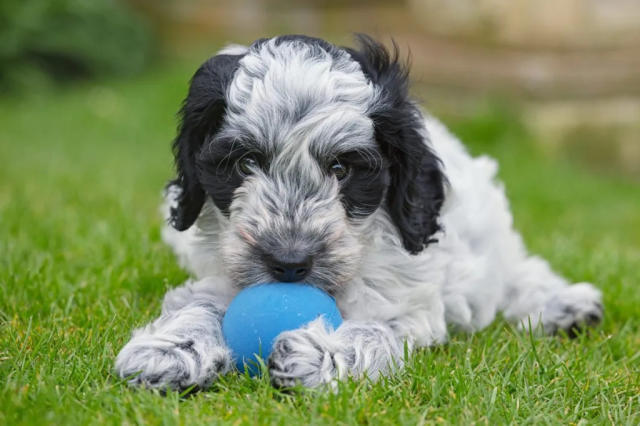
[115,35,603,390]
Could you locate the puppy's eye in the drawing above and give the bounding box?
[329,161,349,181]
[238,155,258,176]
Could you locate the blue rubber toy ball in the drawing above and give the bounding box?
[222,283,343,375]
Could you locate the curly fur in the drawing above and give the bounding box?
[115,35,603,391]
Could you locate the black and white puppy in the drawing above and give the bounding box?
[115,35,603,390]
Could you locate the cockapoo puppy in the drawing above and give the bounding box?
[115,35,603,390]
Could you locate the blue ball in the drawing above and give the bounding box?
[222,283,343,375]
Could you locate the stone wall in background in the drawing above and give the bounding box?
[128,0,640,177]
[408,0,640,48]
[405,0,640,177]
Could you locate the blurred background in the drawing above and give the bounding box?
[2,0,639,178]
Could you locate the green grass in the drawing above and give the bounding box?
[1,62,639,425]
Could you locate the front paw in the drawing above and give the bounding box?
[268,319,343,388]
[115,336,231,391]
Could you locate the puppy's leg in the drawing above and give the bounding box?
[501,255,603,336]
[268,319,406,388]
[115,279,234,390]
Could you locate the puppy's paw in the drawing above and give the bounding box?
[268,319,340,389]
[542,283,603,337]
[115,335,231,391]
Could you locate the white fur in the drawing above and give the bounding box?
[115,40,603,390]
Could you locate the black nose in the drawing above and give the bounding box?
[266,253,313,282]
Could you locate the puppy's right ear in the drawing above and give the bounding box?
[169,53,244,231]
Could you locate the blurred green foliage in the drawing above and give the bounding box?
[0,0,154,92]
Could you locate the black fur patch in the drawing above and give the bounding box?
[333,149,390,218]
[196,137,269,215]
[344,35,445,254]
[169,53,245,230]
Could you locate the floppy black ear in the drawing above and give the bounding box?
[169,53,244,231]
[347,35,445,254]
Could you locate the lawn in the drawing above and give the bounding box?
[1,60,639,425]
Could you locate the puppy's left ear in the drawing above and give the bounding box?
[169,52,244,230]
[347,35,445,254]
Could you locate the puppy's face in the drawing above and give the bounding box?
[170,36,445,292]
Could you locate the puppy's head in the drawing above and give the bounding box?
[169,35,444,292]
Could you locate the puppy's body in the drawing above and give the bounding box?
[115,36,603,390]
